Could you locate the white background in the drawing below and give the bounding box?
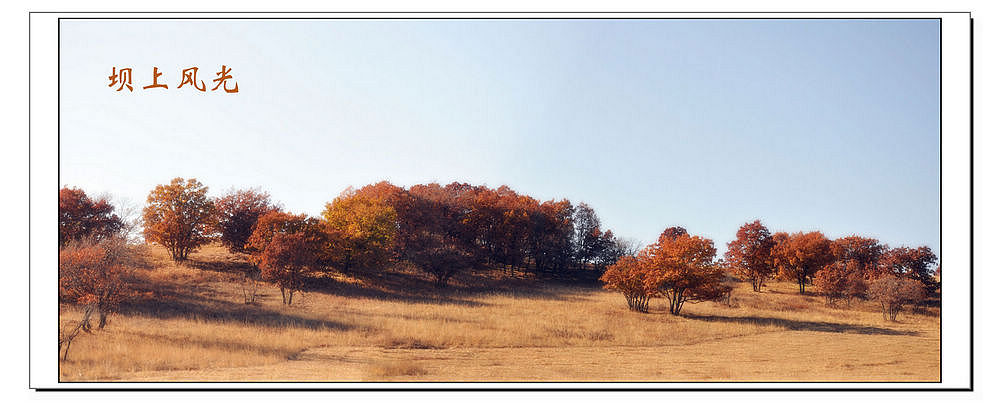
[2,0,995,411]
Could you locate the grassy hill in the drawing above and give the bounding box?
[58,243,940,382]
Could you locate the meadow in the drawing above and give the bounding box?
[58,244,940,382]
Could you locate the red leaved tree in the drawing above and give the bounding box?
[814,260,868,306]
[258,232,315,305]
[59,187,124,246]
[879,246,939,292]
[214,188,278,253]
[832,236,885,275]
[725,220,776,292]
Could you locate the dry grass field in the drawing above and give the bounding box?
[58,244,940,382]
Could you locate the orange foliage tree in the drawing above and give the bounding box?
[725,220,776,292]
[59,187,123,246]
[214,188,278,253]
[642,227,730,315]
[599,255,654,312]
[771,231,835,294]
[142,178,216,261]
[322,189,398,274]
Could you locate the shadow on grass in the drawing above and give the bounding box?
[184,257,256,276]
[681,313,919,336]
[119,277,352,331]
[299,266,596,307]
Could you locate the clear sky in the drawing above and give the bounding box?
[59,19,941,256]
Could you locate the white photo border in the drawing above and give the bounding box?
[28,11,972,391]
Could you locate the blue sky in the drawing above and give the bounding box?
[59,19,941,255]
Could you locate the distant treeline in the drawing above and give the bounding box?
[60,179,633,288]
[58,178,940,317]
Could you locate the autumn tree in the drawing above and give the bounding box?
[868,276,926,321]
[772,231,835,294]
[244,210,322,260]
[258,232,314,305]
[59,187,124,246]
[725,220,776,292]
[879,246,939,292]
[142,178,216,261]
[599,255,654,312]
[396,184,478,287]
[832,236,885,274]
[214,188,278,253]
[241,210,324,303]
[322,189,398,274]
[643,228,730,315]
[814,260,868,305]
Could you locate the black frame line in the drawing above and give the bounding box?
[31,11,973,392]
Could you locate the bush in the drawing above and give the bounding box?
[599,256,654,312]
[58,236,138,359]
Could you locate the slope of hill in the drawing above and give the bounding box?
[58,244,940,382]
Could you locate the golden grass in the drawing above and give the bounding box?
[58,243,940,382]
[367,360,428,379]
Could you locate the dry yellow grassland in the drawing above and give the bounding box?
[58,244,940,382]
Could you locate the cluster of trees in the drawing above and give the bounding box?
[600,227,730,315]
[133,178,634,302]
[59,179,941,331]
[601,219,940,320]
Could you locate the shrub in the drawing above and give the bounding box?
[599,255,654,312]
[58,236,137,359]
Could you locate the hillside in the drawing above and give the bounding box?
[58,243,940,382]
